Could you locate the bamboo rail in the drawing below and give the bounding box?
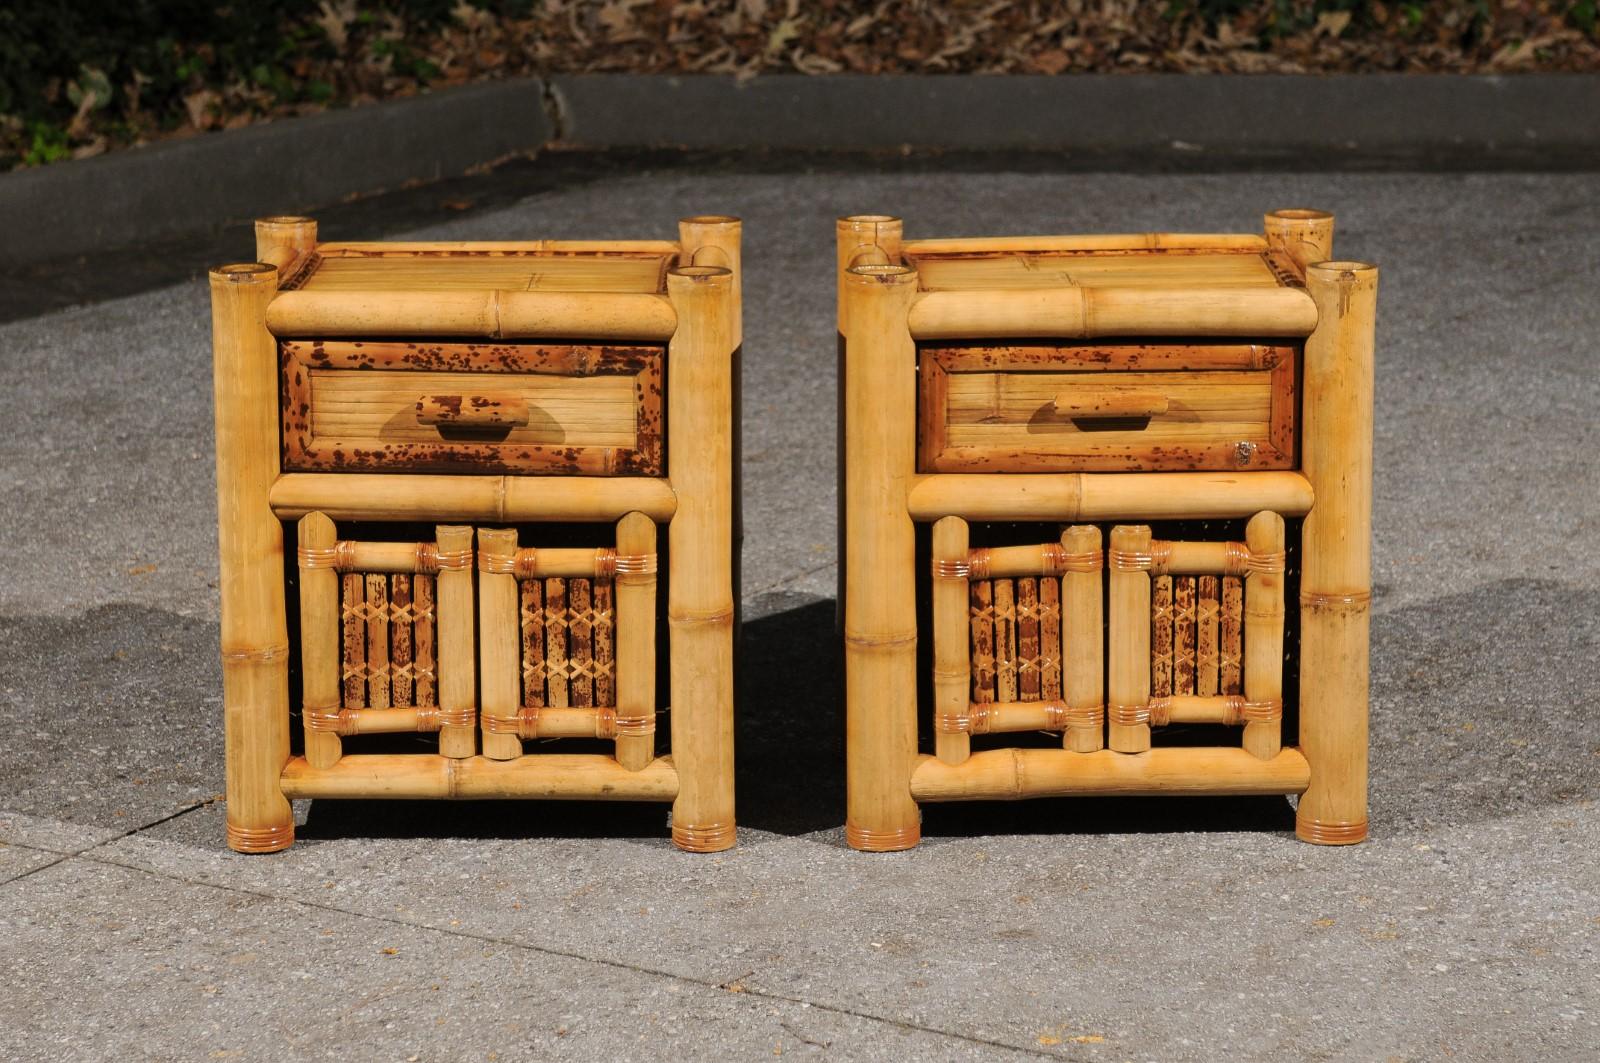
[315,240,681,254]
[281,754,679,801]
[842,262,923,852]
[265,289,677,341]
[666,264,738,853]
[907,286,1318,341]
[903,233,1270,254]
[269,474,678,523]
[906,472,1313,522]
[211,262,294,854]
[1297,259,1378,845]
[909,747,1310,801]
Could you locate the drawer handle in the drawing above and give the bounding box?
[1053,390,1169,419]
[416,394,530,429]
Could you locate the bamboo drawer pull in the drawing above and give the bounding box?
[416,394,530,429]
[1053,390,1169,419]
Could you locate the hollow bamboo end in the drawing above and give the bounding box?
[1307,261,1378,283]
[1296,818,1368,845]
[210,262,276,285]
[1266,208,1333,223]
[666,264,734,286]
[679,214,740,228]
[672,822,736,852]
[226,821,294,854]
[844,822,920,852]
[845,263,917,287]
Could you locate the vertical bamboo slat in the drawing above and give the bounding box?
[1264,209,1334,273]
[414,576,436,708]
[1173,576,1197,696]
[1220,576,1243,695]
[970,579,996,705]
[211,261,293,853]
[365,573,390,709]
[1061,525,1103,753]
[614,511,657,772]
[594,579,615,708]
[1039,578,1061,702]
[842,262,921,851]
[667,264,738,852]
[1243,511,1286,760]
[1151,575,1174,700]
[478,528,522,760]
[1017,579,1040,702]
[545,578,569,708]
[296,512,342,769]
[391,574,414,707]
[932,516,971,765]
[520,579,545,709]
[995,579,1018,703]
[570,578,594,707]
[1196,575,1220,697]
[435,524,475,759]
[1109,525,1152,753]
[341,574,364,707]
[1298,257,1378,844]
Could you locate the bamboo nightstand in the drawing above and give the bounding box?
[210,215,740,853]
[838,211,1377,851]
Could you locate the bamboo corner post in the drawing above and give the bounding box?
[1297,259,1378,845]
[1264,209,1334,273]
[255,216,317,272]
[211,262,294,853]
[666,264,738,853]
[842,261,922,852]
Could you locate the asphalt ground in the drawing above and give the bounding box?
[2,158,1598,1061]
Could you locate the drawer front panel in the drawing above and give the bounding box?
[283,341,662,475]
[919,343,1295,473]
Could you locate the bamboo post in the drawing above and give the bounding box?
[614,511,657,772]
[1298,260,1378,845]
[210,262,293,853]
[1242,511,1286,761]
[435,525,476,758]
[932,516,971,765]
[254,216,317,271]
[477,528,522,761]
[1061,525,1104,753]
[1108,525,1152,753]
[666,264,737,853]
[296,512,343,769]
[842,262,922,851]
[1264,209,1335,273]
[679,216,742,343]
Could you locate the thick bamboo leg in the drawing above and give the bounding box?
[296,512,343,769]
[1264,209,1334,273]
[932,516,971,765]
[1298,260,1378,845]
[477,528,522,761]
[1061,525,1104,753]
[1108,525,1152,753]
[842,262,921,851]
[211,262,293,853]
[666,265,737,853]
[435,525,476,758]
[614,511,657,772]
[1243,511,1286,760]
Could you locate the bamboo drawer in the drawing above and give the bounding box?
[918,342,1296,473]
[280,340,663,476]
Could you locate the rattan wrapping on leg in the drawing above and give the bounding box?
[933,517,972,765]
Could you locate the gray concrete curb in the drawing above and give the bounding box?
[6,73,1599,269]
[2,79,552,268]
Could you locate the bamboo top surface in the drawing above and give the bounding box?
[905,246,1301,293]
[290,250,673,293]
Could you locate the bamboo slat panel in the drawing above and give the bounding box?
[519,572,617,717]
[296,253,671,293]
[339,571,439,712]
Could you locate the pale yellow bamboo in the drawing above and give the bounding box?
[316,240,681,254]
[255,216,317,273]
[1243,511,1286,760]
[1263,209,1335,273]
[1298,260,1378,845]
[843,262,922,852]
[435,525,475,759]
[211,261,294,853]
[967,542,1081,579]
[281,754,680,801]
[1061,525,1104,753]
[296,512,343,769]
[325,541,434,573]
[932,516,971,765]
[679,216,742,343]
[666,265,737,853]
[1148,540,1259,576]
[909,747,1310,801]
[836,216,904,330]
[614,511,657,771]
[1152,694,1250,726]
[512,706,617,739]
[502,547,618,579]
[964,700,1067,734]
[907,286,1318,340]
[477,528,522,761]
[1108,525,1152,754]
[903,233,1269,254]
[906,472,1314,522]
[269,474,677,523]
[316,706,447,735]
[265,289,677,341]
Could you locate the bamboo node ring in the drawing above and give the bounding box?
[1300,590,1370,608]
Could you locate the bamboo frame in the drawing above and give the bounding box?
[932,517,971,765]
[477,528,523,760]
[296,512,343,769]
[666,264,738,853]
[269,474,677,523]
[907,286,1317,341]
[1108,525,1153,753]
[906,472,1313,522]
[1061,525,1104,753]
[1297,259,1378,845]
[910,747,1310,801]
[281,754,679,801]
[212,262,294,853]
[1242,511,1286,760]
[903,233,1269,255]
[1263,209,1335,274]
[265,289,677,341]
[614,512,657,771]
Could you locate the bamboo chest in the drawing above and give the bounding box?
[838,211,1376,851]
[211,216,741,853]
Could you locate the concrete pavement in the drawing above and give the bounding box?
[2,164,1597,1060]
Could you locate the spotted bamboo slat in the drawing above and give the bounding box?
[339,570,440,708]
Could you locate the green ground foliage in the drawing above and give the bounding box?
[4,1,1597,169]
